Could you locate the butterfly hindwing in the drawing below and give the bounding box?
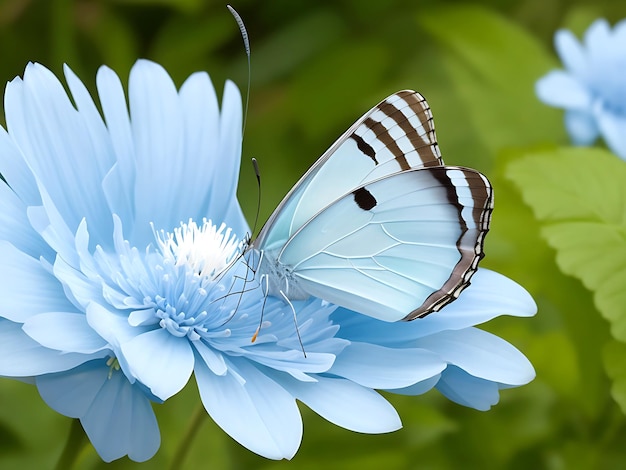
[260,166,492,322]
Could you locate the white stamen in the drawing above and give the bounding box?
[153,218,241,280]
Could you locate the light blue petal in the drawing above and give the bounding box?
[329,342,445,389]
[37,361,160,462]
[248,349,335,380]
[128,308,158,327]
[26,191,79,267]
[121,328,194,400]
[535,70,591,109]
[97,65,136,229]
[564,109,600,145]
[53,221,102,310]
[584,19,612,61]
[554,29,587,76]
[415,268,536,335]
[63,64,115,177]
[53,254,101,311]
[86,302,140,348]
[128,59,185,244]
[0,318,104,376]
[0,240,76,322]
[195,358,302,460]
[0,126,39,205]
[0,182,52,259]
[6,63,112,242]
[176,71,222,222]
[85,302,145,382]
[595,107,626,160]
[613,18,626,48]
[193,341,228,376]
[335,268,535,345]
[22,312,108,354]
[209,80,248,238]
[436,365,500,411]
[36,359,109,417]
[388,375,440,396]
[84,369,160,462]
[416,328,535,386]
[279,374,401,433]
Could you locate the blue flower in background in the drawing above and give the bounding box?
[536,19,626,159]
[0,60,536,462]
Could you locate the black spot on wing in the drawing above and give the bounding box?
[350,134,378,164]
[353,187,377,210]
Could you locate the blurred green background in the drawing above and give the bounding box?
[2,0,626,468]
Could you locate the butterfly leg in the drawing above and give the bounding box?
[279,290,306,358]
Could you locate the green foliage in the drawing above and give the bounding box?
[2,0,626,468]
[604,340,626,414]
[507,148,626,342]
[417,3,566,166]
[507,147,626,457]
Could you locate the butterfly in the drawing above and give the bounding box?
[249,90,493,322]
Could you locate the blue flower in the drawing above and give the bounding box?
[0,59,248,461]
[0,60,536,462]
[536,19,626,159]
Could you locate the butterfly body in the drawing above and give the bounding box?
[250,91,493,322]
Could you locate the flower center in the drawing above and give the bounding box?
[144,218,246,340]
[153,218,241,280]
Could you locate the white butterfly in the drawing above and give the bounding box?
[249,91,493,322]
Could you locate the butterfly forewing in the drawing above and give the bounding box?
[253,90,442,251]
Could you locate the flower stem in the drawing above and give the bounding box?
[55,419,88,470]
[169,404,207,470]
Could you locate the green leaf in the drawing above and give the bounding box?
[604,340,626,414]
[506,147,626,342]
[416,4,567,163]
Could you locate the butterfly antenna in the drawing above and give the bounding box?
[227,4,251,135]
[223,160,261,324]
[250,157,262,239]
[228,5,259,243]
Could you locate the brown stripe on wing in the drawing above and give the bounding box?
[372,92,442,169]
[403,167,494,321]
[392,91,442,167]
[362,116,411,170]
[348,91,443,173]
